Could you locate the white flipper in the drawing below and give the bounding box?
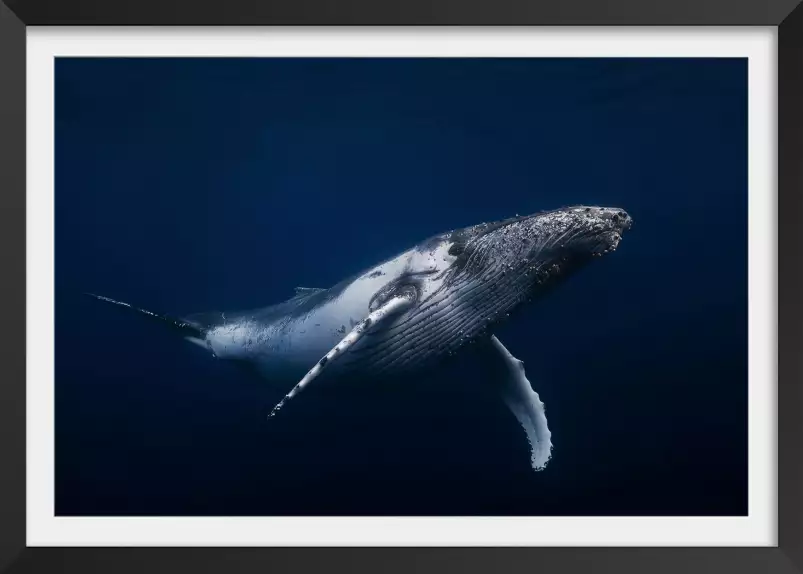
[484,335,553,471]
[267,294,414,418]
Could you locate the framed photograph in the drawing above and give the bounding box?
[1,1,799,572]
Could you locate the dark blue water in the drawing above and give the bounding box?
[55,58,747,516]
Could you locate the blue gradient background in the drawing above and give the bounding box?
[55,58,747,516]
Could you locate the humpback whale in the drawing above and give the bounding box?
[88,205,632,471]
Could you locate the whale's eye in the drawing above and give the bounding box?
[369,280,419,312]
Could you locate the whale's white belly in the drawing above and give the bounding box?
[204,249,416,380]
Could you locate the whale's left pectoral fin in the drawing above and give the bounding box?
[267,294,414,419]
[480,335,553,471]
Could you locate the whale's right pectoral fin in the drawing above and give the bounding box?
[267,294,415,419]
[479,335,553,471]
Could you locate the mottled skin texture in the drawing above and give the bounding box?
[182,206,632,385]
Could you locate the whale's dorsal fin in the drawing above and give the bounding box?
[293,287,325,298]
[267,293,415,418]
[478,336,553,471]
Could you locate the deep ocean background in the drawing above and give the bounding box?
[55,58,747,516]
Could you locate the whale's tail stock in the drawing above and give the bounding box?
[84,293,209,346]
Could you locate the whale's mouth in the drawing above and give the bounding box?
[590,230,625,256]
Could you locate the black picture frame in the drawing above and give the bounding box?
[0,1,799,572]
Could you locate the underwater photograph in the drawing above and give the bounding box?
[55,57,747,517]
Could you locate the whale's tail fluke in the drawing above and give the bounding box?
[84,293,208,342]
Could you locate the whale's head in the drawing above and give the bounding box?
[361,206,631,369]
[446,205,633,294]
